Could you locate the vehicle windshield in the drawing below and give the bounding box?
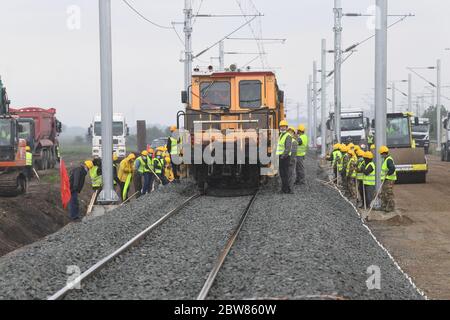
[412,124,429,133]
[18,122,32,141]
[239,80,262,108]
[94,121,124,136]
[340,117,364,131]
[0,119,12,146]
[151,139,167,148]
[387,117,411,147]
[200,81,231,110]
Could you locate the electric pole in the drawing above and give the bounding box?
[321,39,327,158]
[408,73,412,112]
[374,0,387,192]
[334,0,342,143]
[391,82,395,113]
[437,59,442,151]
[313,61,318,148]
[184,0,193,98]
[97,0,118,203]
[307,76,312,147]
[219,40,225,70]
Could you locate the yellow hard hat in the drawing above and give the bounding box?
[141,150,149,156]
[348,143,355,149]
[356,149,365,157]
[84,160,94,169]
[379,145,389,154]
[339,144,347,152]
[333,143,340,150]
[364,151,374,160]
[288,126,296,132]
[170,125,177,132]
[354,145,360,151]
[26,146,31,151]
[370,144,376,150]
[279,120,288,127]
[298,124,306,132]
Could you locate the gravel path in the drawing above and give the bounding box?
[0,181,195,300]
[207,156,424,300]
[66,195,251,300]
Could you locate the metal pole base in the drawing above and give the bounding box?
[97,189,120,205]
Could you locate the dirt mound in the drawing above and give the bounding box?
[0,171,90,257]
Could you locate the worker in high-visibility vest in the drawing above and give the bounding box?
[89,158,103,191]
[339,144,349,190]
[327,143,342,181]
[379,146,397,213]
[118,153,136,201]
[167,125,180,183]
[135,150,153,195]
[25,146,33,181]
[355,149,366,207]
[362,151,376,209]
[346,148,358,199]
[287,127,298,192]
[153,149,169,190]
[276,120,293,194]
[295,124,308,186]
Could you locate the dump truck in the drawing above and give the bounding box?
[385,112,427,183]
[0,78,28,195]
[9,107,62,170]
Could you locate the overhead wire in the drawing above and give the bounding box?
[122,0,185,47]
[192,0,205,26]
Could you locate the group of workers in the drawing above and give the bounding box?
[328,142,397,213]
[277,120,309,194]
[68,127,180,221]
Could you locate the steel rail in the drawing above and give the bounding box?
[197,190,259,300]
[48,194,200,300]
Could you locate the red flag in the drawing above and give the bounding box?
[60,159,71,209]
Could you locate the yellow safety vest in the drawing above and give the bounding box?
[26,152,33,166]
[170,137,178,155]
[381,155,397,181]
[332,150,341,167]
[356,158,365,180]
[346,157,357,178]
[276,132,291,156]
[363,162,376,186]
[154,158,164,174]
[137,156,150,174]
[89,166,103,188]
[297,134,308,157]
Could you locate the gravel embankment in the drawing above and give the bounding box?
[207,156,424,300]
[0,181,195,300]
[66,196,251,300]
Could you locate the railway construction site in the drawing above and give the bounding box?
[2,0,450,311]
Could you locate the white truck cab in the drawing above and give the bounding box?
[88,113,129,159]
[326,111,370,148]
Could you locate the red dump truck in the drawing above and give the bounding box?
[9,107,62,170]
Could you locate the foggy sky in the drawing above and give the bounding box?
[0,0,449,128]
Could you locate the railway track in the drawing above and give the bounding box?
[47,190,258,300]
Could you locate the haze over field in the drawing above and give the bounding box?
[0,0,449,128]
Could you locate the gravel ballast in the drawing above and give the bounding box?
[0,181,195,300]
[0,157,424,300]
[207,156,424,300]
[66,195,251,300]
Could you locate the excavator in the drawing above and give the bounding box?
[0,77,27,195]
